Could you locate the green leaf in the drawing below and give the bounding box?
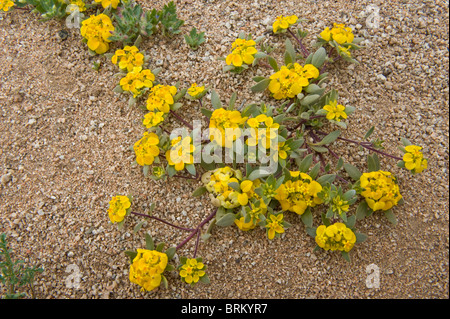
[161,275,168,289]
[336,157,344,171]
[165,247,176,260]
[316,174,336,186]
[192,186,207,197]
[145,233,154,250]
[133,221,145,234]
[364,126,375,140]
[300,94,321,106]
[314,130,340,146]
[229,92,237,109]
[113,85,124,94]
[355,232,368,243]
[227,182,240,191]
[199,274,210,284]
[248,169,271,181]
[156,242,165,252]
[343,189,356,201]
[321,213,331,227]
[124,250,137,263]
[299,154,313,172]
[401,137,412,146]
[384,209,398,225]
[250,78,270,93]
[343,163,362,181]
[268,56,278,71]
[356,201,369,220]
[201,108,213,118]
[309,145,328,153]
[210,90,222,109]
[367,153,380,172]
[285,38,296,62]
[186,164,196,176]
[309,162,321,180]
[311,47,327,68]
[306,226,317,238]
[301,208,313,228]
[341,251,351,262]
[345,215,356,228]
[215,213,236,227]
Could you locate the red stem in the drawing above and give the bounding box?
[131,212,195,232]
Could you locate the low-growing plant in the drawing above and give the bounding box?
[184,27,205,51]
[0,233,43,299]
[109,0,183,45]
[3,3,431,294]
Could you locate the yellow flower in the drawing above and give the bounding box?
[234,216,257,231]
[133,132,160,166]
[146,84,177,114]
[403,145,427,173]
[360,171,402,212]
[203,167,248,209]
[330,23,354,44]
[143,111,165,129]
[323,100,347,122]
[226,38,258,67]
[120,67,155,98]
[275,174,323,215]
[0,0,14,12]
[246,115,280,149]
[209,108,248,148]
[112,46,144,72]
[94,0,120,9]
[331,195,349,215]
[80,14,115,55]
[320,23,354,44]
[268,63,317,100]
[129,249,168,292]
[265,214,285,239]
[179,258,206,284]
[272,15,298,33]
[315,222,356,252]
[165,136,195,171]
[187,83,205,98]
[66,0,87,13]
[107,195,131,223]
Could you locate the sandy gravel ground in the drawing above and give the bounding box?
[0,0,448,299]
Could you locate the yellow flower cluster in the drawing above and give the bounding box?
[268,63,319,100]
[360,171,402,212]
[107,195,131,223]
[129,249,168,292]
[146,84,177,114]
[143,111,164,129]
[203,167,259,209]
[235,201,267,231]
[187,83,205,98]
[179,258,206,284]
[323,100,347,122]
[315,223,356,252]
[66,0,86,12]
[112,46,144,72]
[80,14,115,55]
[275,172,323,215]
[320,23,355,44]
[119,67,155,98]
[265,213,285,239]
[272,15,298,33]
[209,108,248,147]
[165,136,195,171]
[403,145,427,173]
[331,195,350,215]
[246,114,280,149]
[133,132,160,166]
[226,38,258,67]
[94,0,120,9]
[0,0,14,12]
